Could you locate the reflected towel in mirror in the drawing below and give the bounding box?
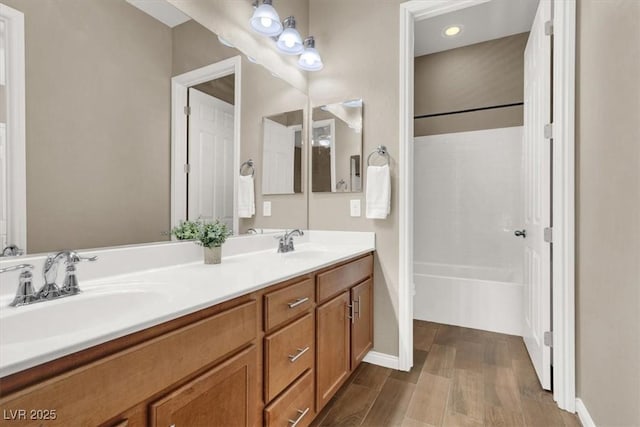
[366,164,390,219]
[238,175,255,218]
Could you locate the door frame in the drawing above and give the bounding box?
[0,4,26,251]
[398,0,576,412]
[171,56,242,233]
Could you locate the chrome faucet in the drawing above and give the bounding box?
[277,229,304,253]
[40,251,98,299]
[1,245,24,257]
[0,264,36,306]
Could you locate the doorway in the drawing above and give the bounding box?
[398,0,576,412]
[186,75,235,230]
[171,56,241,234]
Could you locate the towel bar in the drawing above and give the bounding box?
[367,146,390,166]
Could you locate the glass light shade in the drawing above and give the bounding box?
[250,3,282,37]
[298,47,323,71]
[276,22,303,55]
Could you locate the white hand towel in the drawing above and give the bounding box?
[366,164,391,219]
[238,175,255,218]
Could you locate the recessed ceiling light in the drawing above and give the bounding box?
[443,25,462,37]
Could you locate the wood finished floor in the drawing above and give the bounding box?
[311,321,581,427]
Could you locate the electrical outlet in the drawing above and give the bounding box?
[350,199,361,217]
[263,201,272,217]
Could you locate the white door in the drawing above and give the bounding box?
[187,88,235,229]
[523,0,552,390]
[262,118,294,194]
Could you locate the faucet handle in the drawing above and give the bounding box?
[0,263,34,274]
[67,252,98,264]
[61,252,97,295]
[1,264,37,307]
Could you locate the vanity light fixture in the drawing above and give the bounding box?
[276,16,304,55]
[247,55,259,64]
[443,25,462,37]
[250,0,283,37]
[298,36,323,71]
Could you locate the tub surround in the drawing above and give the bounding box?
[0,231,375,377]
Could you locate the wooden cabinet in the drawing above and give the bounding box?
[264,369,314,427]
[264,313,314,402]
[316,254,374,411]
[150,345,258,427]
[316,291,351,410]
[351,279,373,367]
[0,253,373,427]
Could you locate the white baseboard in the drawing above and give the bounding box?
[576,398,596,427]
[363,351,399,370]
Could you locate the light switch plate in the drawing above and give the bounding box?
[350,199,361,217]
[263,201,272,217]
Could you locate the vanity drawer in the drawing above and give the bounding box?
[264,312,314,402]
[317,254,373,304]
[264,369,314,427]
[264,278,314,332]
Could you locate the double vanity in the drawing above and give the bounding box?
[0,231,375,426]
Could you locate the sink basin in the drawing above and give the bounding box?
[0,288,172,346]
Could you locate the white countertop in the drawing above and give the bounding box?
[0,231,375,377]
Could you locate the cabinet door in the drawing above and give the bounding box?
[351,279,373,369]
[150,345,258,427]
[316,291,350,410]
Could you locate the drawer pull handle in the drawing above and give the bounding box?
[288,297,309,309]
[288,346,310,362]
[288,408,310,427]
[356,296,361,319]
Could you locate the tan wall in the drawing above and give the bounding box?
[3,0,173,253]
[192,75,235,105]
[414,32,527,136]
[172,20,309,232]
[309,0,403,356]
[576,0,640,425]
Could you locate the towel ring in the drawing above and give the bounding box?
[240,159,255,177]
[367,145,390,166]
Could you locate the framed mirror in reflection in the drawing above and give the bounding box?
[262,110,304,195]
[0,0,309,256]
[311,99,363,193]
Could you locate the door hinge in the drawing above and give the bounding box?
[544,331,553,347]
[184,106,191,116]
[184,163,191,174]
[544,20,554,36]
[544,227,553,243]
[544,123,553,139]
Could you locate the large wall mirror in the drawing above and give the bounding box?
[0,0,308,255]
[311,99,363,192]
[262,110,304,195]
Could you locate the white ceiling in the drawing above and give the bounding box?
[126,0,191,28]
[414,0,539,57]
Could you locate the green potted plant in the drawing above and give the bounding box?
[172,219,231,264]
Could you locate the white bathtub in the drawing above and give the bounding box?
[413,262,523,336]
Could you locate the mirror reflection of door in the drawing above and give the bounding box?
[261,109,304,195]
[311,120,335,192]
[187,75,235,230]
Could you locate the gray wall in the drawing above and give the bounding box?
[414,32,527,136]
[576,0,640,425]
[4,0,173,254]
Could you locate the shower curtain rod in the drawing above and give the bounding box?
[414,102,524,119]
